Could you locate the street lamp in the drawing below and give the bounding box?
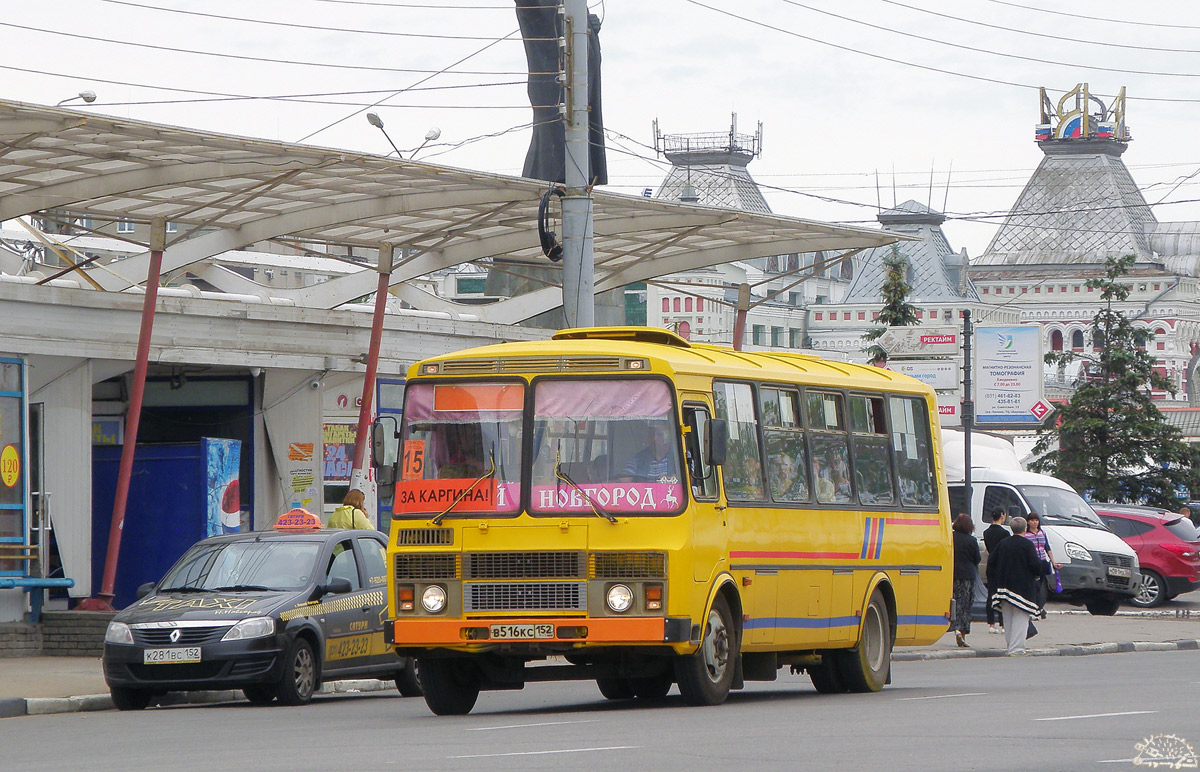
[57,90,97,107]
[366,113,404,159]
[410,127,441,160]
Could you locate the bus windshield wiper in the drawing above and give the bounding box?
[432,448,496,525]
[554,446,616,524]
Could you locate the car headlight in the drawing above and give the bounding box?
[1064,542,1092,562]
[221,616,276,641]
[606,584,634,613]
[421,585,447,613]
[105,621,133,645]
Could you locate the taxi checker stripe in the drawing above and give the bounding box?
[280,590,384,621]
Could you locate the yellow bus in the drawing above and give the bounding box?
[372,327,952,715]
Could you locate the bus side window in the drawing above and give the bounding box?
[683,404,718,500]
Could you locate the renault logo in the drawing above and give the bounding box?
[169,628,182,643]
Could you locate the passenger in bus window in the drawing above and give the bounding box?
[813,457,835,501]
[770,453,808,502]
[619,422,676,482]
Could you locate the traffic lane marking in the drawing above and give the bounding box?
[449,746,639,759]
[466,720,600,731]
[1033,710,1156,722]
[894,692,987,701]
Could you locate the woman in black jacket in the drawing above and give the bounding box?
[950,512,981,647]
[989,516,1046,656]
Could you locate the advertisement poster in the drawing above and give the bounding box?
[203,438,241,536]
[323,423,356,483]
[974,326,1045,424]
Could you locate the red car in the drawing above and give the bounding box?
[1093,505,1200,608]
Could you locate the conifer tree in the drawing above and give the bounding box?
[1030,254,1200,506]
[862,244,921,364]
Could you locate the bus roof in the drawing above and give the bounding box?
[408,326,933,396]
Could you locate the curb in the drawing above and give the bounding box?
[2,677,397,719]
[894,638,1200,661]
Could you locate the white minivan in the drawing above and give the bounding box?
[943,430,1141,616]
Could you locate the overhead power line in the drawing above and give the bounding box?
[984,0,1200,31]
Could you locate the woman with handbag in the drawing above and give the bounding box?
[950,513,981,647]
[1024,513,1060,619]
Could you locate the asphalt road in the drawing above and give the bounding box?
[4,649,1197,772]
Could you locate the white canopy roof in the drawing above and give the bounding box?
[0,99,903,323]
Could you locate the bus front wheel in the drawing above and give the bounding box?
[837,589,892,693]
[418,658,480,716]
[675,593,738,706]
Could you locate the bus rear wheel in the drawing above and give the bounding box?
[675,593,737,706]
[418,658,480,715]
[836,589,892,693]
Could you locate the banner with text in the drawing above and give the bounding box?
[974,326,1046,425]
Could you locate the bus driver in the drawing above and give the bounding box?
[619,423,675,482]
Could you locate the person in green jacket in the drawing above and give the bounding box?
[328,488,372,529]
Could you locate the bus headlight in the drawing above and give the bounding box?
[606,584,634,613]
[421,585,447,613]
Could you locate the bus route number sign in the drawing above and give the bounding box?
[402,441,425,480]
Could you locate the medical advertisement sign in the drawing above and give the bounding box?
[974,326,1045,425]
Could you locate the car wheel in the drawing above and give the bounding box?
[110,686,152,711]
[417,658,480,715]
[808,653,847,694]
[674,593,738,706]
[1131,570,1166,608]
[243,685,276,705]
[836,589,893,693]
[1085,597,1121,616]
[276,637,317,706]
[596,677,636,700]
[395,660,422,697]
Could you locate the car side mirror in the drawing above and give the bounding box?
[136,581,156,599]
[708,418,728,466]
[318,577,353,597]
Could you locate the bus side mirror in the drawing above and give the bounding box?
[372,416,400,498]
[708,418,728,466]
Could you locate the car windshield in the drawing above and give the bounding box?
[530,378,684,516]
[1019,485,1106,528]
[159,539,322,592]
[394,381,524,517]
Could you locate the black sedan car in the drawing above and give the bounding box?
[102,509,419,710]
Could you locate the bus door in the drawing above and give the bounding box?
[682,399,724,584]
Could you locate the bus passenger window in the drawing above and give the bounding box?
[714,381,765,501]
[762,388,808,503]
[889,395,936,507]
[850,395,894,505]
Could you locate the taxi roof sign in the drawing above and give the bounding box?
[274,508,323,532]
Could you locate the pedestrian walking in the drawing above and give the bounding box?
[950,512,981,647]
[982,508,1008,634]
[990,516,1046,656]
[1024,512,1059,619]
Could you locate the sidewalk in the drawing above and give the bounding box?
[2,606,1197,718]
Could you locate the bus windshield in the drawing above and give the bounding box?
[1019,485,1106,529]
[394,381,524,516]
[530,378,684,515]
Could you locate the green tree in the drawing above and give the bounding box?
[862,244,921,364]
[1029,254,1200,506]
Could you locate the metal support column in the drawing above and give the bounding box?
[349,244,394,494]
[731,283,751,351]
[962,309,974,517]
[561,0,594,328]
[84,218,166,610]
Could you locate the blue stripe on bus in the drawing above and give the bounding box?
[874,518,885,560]
[896,615,951,627]
[743,616,861,630]
[859,518,872,559]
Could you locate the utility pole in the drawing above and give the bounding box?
[561,0,594,328]
[962,309,974,518]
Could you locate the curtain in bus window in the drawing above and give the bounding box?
[889,395,936,507]
[714,382,764,501]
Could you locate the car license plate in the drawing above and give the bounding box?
[489,623,554,640]
[143,647,202,664]
[1107,566,1132,578]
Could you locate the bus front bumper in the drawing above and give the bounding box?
[386,616,692,646]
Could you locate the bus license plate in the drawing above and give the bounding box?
[143,647,202,664]
[489,624,554,640]
[1107,566,1132,578]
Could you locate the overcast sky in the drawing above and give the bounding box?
[5,0,1200,258]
